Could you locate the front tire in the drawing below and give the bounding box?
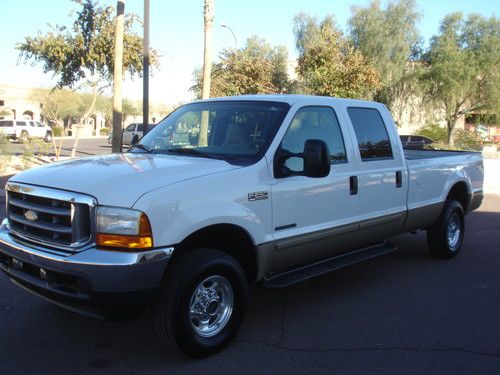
[427,200,465,259]
[152,249,247,358]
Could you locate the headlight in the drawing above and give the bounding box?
[96,206,153,250]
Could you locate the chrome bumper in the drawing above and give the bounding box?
[0,219,174,316]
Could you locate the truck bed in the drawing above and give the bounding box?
[404,149,480,160]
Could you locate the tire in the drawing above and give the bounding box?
[152,248,247,358]
[131,135,139,145]
[44,131,53,143]
[427,200,465,259]
[18,131,29,144]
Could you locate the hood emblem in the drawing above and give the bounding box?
[24,210,39,222]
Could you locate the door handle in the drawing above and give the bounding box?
[396,171,402,188]
[349,176,358,195]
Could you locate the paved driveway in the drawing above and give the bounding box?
[0,196,499,374]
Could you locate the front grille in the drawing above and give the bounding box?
[6,183,95,250]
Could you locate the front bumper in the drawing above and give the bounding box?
[0,219,173,318]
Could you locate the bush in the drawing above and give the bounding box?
[100,127,111,135]
[454,130,483,151]
[52,126,63,137]
[0,134,12,173]
[415,123,448,143]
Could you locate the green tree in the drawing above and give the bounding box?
[348,0,421,107]
[421,13,500,144]
[294,14,380,98]
[17,0,157,155]
[191,36,292,98]
[30,88,81,128]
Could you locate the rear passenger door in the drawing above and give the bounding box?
[343,105,407,240]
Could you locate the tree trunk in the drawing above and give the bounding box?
[51,120,64,160]
[446,118,455,147]
[71,84,99,157]
[112,0,125,153]
[198,0,214,147]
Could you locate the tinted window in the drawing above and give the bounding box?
[36,121,44,127]
[347,107,393,161]
[281,106,347,172]
[125,124,135,131]
[0,120,13,127]
[137,124,144,132]
[16,121,26,126]
[29,121,36,127]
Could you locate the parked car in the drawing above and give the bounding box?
[107,123,156,146]
[0,119,52,143]
[1,95,483,358]
[399,134,434,150]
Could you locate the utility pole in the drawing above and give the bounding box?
[198,0,214,147]
[142,0,150,138]
[112,0,125,153]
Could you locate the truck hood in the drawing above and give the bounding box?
[9,153,241,207]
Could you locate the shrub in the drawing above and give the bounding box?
[100,127,111,135]
[454,130,483,151]
[415,123,447,143]
[52,126,63,137]
[0,134,12,173]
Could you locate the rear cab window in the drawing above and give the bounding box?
[347,107,393,161]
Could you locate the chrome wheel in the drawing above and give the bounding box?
[189,275,234,338]
[447,212,461,250]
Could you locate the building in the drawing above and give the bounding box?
[0,84,42,122]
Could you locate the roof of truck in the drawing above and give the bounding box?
[195,94,384,108]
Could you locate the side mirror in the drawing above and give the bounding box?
[303,139,331,178]
[274,139,330,178]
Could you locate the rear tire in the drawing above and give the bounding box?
[44,131,53,143]
[427,200,465,259]
[152,248,247,358]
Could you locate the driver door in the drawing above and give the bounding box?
[271,106,359,272]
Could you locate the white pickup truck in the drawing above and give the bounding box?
[0,95,483,358]
[0,119,53,143]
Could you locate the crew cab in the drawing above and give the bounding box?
[0,95,483,358]
[0,119,53,143]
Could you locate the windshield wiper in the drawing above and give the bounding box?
[166,148,217,159]
[129,143,152,153]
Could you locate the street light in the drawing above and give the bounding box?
[220,24,237,49]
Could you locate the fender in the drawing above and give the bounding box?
[132,160,273,247]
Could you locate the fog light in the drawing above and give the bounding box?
[40,268,47,280]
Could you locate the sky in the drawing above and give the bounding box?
[0,0,498,106]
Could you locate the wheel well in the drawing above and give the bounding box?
[173,224,258,284]
[447,182,469,212]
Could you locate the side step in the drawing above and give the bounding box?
[262,242,397,289]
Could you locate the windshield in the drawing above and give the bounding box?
[135,101,290,162]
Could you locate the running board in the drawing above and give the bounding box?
[262,242,397,289]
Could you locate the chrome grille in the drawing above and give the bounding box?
[6,183,96,251]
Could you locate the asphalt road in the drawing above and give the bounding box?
[6,137,120,157]
[0,196,499,374]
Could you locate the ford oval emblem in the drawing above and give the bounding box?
[24,210,39,222]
